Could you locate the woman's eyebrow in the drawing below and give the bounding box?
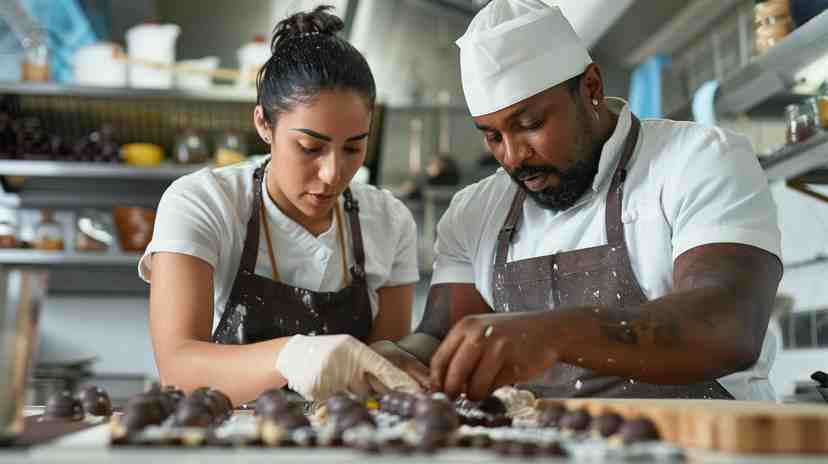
[291,129,369,142]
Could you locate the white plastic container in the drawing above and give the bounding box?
[73,42,127,87]
[236,38,270,88]
[175,56,219,90]
[126,23,180,89]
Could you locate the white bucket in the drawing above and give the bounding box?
[73,42,127,87]
[175,56,219,90]
[236,40,270,88]
[126,23,180,89]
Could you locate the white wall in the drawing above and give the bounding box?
[38,295,157,377]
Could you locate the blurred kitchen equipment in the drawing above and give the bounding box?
[175,56,219,90]
[754,0,793,55]
[817,81,828,129]
[113,207,155,253]
[236,36,270,88]
[126,23,181,89]
[27,357,95,406]
[0,1,49,82]
[214,131,247,167]
[174,129,210,164]
[0,207,18,250]
[33,209,64,252]
[811,371,828,402]
[427,93,461,187]
[0,263,48,443]
[76,209,113,252]
[73,42,127,87]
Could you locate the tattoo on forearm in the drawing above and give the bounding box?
[598,309,681,348]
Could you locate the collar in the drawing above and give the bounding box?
[591,97,633,194]
[566,97,632,210]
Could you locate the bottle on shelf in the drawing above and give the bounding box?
[785,103,816,145]
[0,207,18,249]
[34,209,64,251]
[816,81,828,130]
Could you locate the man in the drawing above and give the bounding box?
[374,0,782,401]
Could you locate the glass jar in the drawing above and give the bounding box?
[214,131,247,167]
[817,82,828,130]
[785,104,816,144]
[20,33,49,82]
[174,129,210,164]
[34,209,64,251]
[0,207,18,249]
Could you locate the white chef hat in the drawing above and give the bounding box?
[457,0,593,117]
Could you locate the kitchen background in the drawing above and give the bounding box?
[0,0,826,405]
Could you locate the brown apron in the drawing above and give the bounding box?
[212,161,373,345]
[492,116,733,399]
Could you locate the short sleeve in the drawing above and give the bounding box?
[431,188,477,284]
[386,196,420,286]
[663,127,781,261]
[138,172,229,282]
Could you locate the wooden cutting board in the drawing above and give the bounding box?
[537,398,828,455]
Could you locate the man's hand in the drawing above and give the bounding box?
[370,340,431,389]
[430,312,559,401]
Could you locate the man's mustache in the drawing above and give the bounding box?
[510,165,561,181]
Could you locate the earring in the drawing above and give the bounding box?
[592,98,599,107]
[263,135,271,143]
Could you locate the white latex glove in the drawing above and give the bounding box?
[275,334,422,401]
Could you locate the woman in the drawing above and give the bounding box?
[140,6,423,405]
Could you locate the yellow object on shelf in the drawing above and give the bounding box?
[122,143,164,166]
[215,147,247,167]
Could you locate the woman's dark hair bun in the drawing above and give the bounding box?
[271,5,344,51]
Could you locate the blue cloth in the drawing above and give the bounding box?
[692,80,720,127]
[628,54,670,119]
[0,0,97,82]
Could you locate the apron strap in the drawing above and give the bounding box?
[238,161,267,275]
[494,187,527,267]
[342,188,367,278]
[605,115,641,246]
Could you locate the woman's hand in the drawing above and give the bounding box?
[370,340,431,389]
[275,334,422,401]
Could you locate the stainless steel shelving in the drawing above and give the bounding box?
[0,250,139,266]
[716,10,828,115]
[0,160,207,180]
[0,81,257,103]
[761,131,828,182]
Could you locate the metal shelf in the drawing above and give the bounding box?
[761,131,828,182]
[0,250,139,266]
[716,10,828,115]
[0,81,257,103]
[0,160,206,180]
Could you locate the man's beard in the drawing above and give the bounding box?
[507,102,601,211]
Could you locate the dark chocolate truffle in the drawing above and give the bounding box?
[619,418,660,444]
[121,394,170,431]
[45,390,84,421]
[537,403,567,427]
[559,409,591,432]
[255,389,293,417]
[77,386,112,417]
[173,395,214,427]
[162,386,185,406]
[268,411,310,431]
[593,412,625,438]
[191,387,232,423]
[477,395,507,416]
[326,392,360,417]
[332,406,375,439]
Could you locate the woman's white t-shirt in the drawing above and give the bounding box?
[139,157,420,332]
